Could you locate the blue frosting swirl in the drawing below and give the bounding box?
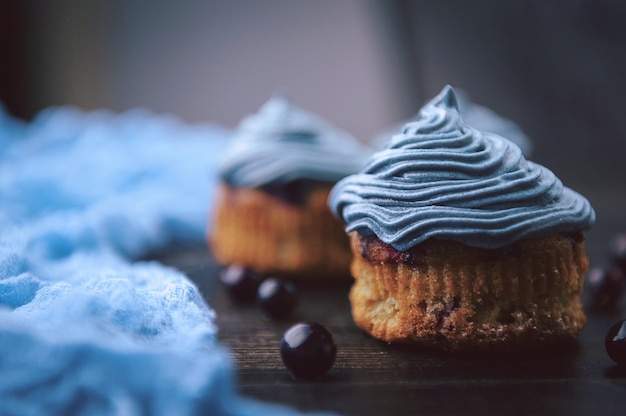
[329,85,596,250]
[219,97,370,188]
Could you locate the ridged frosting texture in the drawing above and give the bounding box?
[219,96,370,188]
[371,89,533,156]
[329,85,595,250]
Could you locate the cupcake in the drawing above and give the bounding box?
[329,85,596,351]
[209,97,370,280]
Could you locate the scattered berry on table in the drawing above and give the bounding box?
[610,231,626,274]
[220,264,263,303]
[605,319,626,366]
[585,267,625,312]
[258,277,297,319]
[280,322,337,380]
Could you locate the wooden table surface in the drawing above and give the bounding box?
[158,227,626,416]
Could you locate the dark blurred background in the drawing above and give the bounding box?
[1,0,625,263]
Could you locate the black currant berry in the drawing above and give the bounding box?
[219,264,262,303]
[258,277,297,320]
[585,267,625,312]
[605,319,626,366]
[610,232,626,274]
[280,322,337,380]
[261,181,309,206]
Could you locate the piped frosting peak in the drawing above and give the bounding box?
[329,85,595,250]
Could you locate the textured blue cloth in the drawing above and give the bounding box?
[0,104,335,416]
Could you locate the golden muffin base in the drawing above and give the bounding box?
[209,183,352,280]
[348,231,589,351]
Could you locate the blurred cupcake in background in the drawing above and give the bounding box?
[209,96,371,281]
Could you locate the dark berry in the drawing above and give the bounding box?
[585,267,625,312]
[260,179,324,206]
[605,319,626,366]
[219,264,262,303]
[610,232,626,273]
[258,277,297,320]
[280,322,337,380]
[358,235,421,265]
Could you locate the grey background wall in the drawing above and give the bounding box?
[2,0,625,261]
[3,0,405,143]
